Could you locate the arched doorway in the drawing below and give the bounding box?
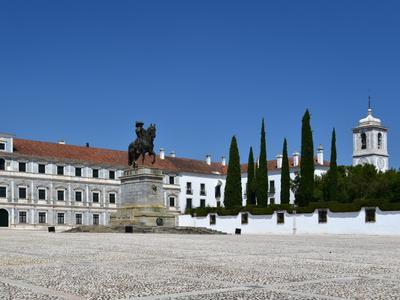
[0,209,9,227]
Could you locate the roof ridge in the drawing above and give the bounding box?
[14,138,127,153]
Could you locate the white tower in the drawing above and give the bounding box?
[352,100,389,172]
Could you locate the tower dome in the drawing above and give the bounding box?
[358,107,382,126]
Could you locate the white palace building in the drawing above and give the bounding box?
[0,106,395,234]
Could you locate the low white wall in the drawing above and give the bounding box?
[177,208,400,235]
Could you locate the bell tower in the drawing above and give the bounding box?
[352,99,389,172]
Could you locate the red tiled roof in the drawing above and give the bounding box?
[13,138,128,167]
[11,138,329,175]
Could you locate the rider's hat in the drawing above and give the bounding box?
[135,121,144,127]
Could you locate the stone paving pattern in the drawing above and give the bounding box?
[0,231,399,299]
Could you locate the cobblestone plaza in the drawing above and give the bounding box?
[0,231,399,299]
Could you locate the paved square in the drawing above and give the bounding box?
[0,231,399,299]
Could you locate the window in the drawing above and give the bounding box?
[365,209,376,223]
[0,186,6,198]
[92,169,99,178]
[57,213,64,224]
[76,213,82,225]
[269,181,275,194]
[200,183,206,196]
[57,190,64,201]
[277,212,285,224]
[75,191,82,202]
[210,214,216,225]
[200,199,206,208]
[169,197,175,207]
[215,184,221,198]
[109,170,115,179]
[19,162,26,172]
[109,193,116,204]
[186,198,192,210]
[0,142,5,151]
[318,210,327,223]
[269,198,275,205]
[19,211,27,224]
[169,176,175,185]
[216,200,221,208]
[38,188,46,200]
[378,133,383,149]
[361,133,367,150]
[18,187,27,199]
[92,192,100,203]
[186,182,192,194]
[57,165,64,176]
[75,167,82,177]
[93,214,99,225]
[38,164,46,174]
[241,213,249,224]
[38,212,46,224]
[0,158,5,170]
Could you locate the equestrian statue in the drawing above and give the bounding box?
[128,121,157,168]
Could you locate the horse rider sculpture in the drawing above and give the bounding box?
[128,121,157,168]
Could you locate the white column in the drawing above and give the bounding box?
[11,180,15,203]
[68,183,72,206]
[10,208,15,225]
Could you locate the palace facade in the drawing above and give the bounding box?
[0,105,388,229]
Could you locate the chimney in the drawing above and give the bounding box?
[317,144,324,165]
[159,148,165,160]
[206,155,211,165]
[293,152,300,167]
[58,140,65,145]
[221,156,226,166]
[170,151,176,158]
[276,154,283,169]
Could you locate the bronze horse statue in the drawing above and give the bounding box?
[128,123,157,168]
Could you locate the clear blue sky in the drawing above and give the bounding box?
[1,1,399,167]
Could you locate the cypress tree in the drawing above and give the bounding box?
[327,128,338,201]
[246,147,256,205]
[255,118,268,207]
[297,110,315,206]
[280,138,291,204]
[224,136,243,208]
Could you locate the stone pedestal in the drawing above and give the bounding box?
[110,167,177,227]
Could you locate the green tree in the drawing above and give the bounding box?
[246,147,256,205]
[327,128,338,201]
[296,110,315,207]
[224,136,243,208]
[255,118,268,207]
[280,139,290,204]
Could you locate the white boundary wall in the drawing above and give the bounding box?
[178,208,400,236]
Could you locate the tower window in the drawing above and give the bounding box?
[378,133,383,149]
[0,142,5,151]
[361,133,367,150]
[0,158,5,171]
